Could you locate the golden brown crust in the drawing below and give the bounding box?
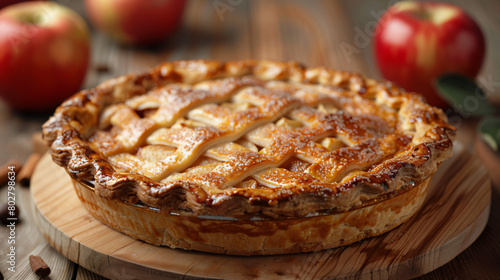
[72,177,432,255]
[43,60,455,220]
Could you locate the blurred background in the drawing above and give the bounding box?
[0,0,499,279]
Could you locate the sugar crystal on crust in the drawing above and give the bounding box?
[43,60,455,218]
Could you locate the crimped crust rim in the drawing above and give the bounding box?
[42,60,455,218]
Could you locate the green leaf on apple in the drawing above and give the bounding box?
[436,73,496,117]
[478,117,500,152]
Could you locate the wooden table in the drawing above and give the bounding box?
[1,0,499,279]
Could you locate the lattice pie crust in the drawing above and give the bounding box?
[43,60,454,255]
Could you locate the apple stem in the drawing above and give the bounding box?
[413,8,430,21]
[19,13,43,25]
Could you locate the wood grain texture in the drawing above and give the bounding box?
[0,183,77,280]
[30,142,491,280]
[2,0,500,279]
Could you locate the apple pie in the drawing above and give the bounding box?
[42,60,455,255]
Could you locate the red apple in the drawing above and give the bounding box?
[374,1,485,108]
[0,2,90,112]
[84,0,186,46]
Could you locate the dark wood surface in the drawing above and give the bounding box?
[1,0,499,279]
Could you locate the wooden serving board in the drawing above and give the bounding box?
[31,143,491,280]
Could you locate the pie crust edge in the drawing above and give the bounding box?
[42,60,455,255]
[72,176,432,255]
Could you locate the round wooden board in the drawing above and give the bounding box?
[31,143,491,280]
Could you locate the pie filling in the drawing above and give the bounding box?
[43,60,455,219]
